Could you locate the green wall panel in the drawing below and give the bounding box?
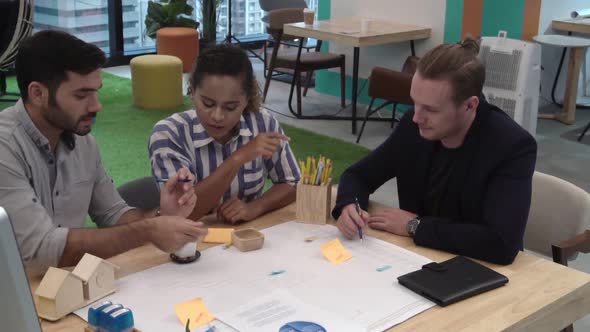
[481,0,525,38]
[444,0,464,43]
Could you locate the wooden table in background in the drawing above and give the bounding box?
[540,18,590,125]
[32,188,590,331]
[534,34,590,124]
[553,18,590,35]
[284,17,430,135]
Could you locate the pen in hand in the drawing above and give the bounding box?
[156,178,193,183]
[355,197,363,242]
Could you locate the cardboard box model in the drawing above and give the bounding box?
[35,253,119,321]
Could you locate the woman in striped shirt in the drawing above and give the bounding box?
[149,45,300,223]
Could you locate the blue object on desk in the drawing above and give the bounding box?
[376,265,392,272]
[87,300,112,331]
[104,307,135,332]
[279,321,327,332]
[96,304,123,331]
[269,270,286,276]
[204,325,217,332]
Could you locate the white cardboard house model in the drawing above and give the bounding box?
[36,267,84,321]
[35,253,119,321]
[72,253,118,300]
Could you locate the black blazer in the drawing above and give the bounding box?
[333,100,537,265]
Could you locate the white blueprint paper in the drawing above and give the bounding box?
[75,221,434,331]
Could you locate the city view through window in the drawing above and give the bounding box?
[33,0,319,56]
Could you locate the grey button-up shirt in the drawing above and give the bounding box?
[0,100,132,267]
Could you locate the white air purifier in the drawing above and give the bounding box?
[479,31,541,136]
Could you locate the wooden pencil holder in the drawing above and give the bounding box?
[296,181,332,225]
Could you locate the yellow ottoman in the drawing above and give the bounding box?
[130,55,183,110]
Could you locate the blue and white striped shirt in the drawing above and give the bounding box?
[149,109,300,204]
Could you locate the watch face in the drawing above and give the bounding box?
[407,219,414,234]
[408,218,419,236]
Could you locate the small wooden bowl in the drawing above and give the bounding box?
[231,229,264,252]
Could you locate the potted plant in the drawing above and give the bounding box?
[200,0,220,47]
[145,0,199,39]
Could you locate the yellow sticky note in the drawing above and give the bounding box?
[203,228,234,244]
[320,239,353,265]
[174,298,215,329]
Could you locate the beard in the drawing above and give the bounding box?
[43,93,96,136]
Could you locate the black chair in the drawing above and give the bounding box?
[259,0,316,80]
[0,0,34,102]
[259,0,307,22]
[117,177,160,210]
[262,8,345,117]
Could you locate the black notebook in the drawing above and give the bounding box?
[397,256,509,306]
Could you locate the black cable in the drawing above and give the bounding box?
[550,31,590,110]
[264,101,350,119]
[263,104,299,119]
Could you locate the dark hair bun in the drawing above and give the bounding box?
[460,37,480,55]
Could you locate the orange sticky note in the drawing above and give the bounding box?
[174,298,215,329]
[320,239,352,265]
[203,228,234,244]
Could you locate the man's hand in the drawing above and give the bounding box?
[217,197,261,224]
[367,208,417,236]
[234,132,290,163]
[147,216,207,253]
[159,167,197,218]
[336,204,369,239]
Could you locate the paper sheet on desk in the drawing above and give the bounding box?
[74,222,434,332]
[217,289,364,332]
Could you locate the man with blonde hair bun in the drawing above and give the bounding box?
[333,37,537,265]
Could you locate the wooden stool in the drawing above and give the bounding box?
[534,34,590,125]
[130,55,183,110]
[157,27,199,73]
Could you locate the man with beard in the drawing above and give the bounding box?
[0,30,207,269]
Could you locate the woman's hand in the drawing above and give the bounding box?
[217,197,262,224]
[233,132,290,164]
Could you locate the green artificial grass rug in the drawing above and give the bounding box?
[0,72,370,188]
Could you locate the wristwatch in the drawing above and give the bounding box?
[406,217,421,237]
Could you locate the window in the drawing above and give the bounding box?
[32,0,320,59]
[33,0,113,55]
[215,0,319,40]
[122,0,156,55]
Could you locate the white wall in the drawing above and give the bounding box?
[328,0,446,78]
[538,1,590,102]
